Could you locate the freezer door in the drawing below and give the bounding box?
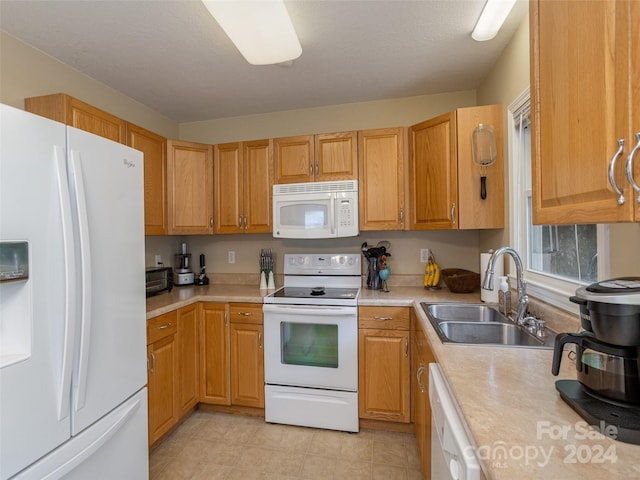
[13,389,149,480]
[0,105,73,479]
[66,127,147,435]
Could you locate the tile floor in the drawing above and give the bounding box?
[149,410,423,479]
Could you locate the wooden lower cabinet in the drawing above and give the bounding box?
[358,307,411,423]
[229,303,264,408]
[176,304,199,417]
[199,302,230,405]
[412,311,435,477]
[146,311,178,446]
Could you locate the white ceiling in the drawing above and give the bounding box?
[0,0,528,123]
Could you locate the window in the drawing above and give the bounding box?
[508,88,608,310]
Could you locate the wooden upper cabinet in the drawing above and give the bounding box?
[25,93,126,143]
[409,105,504,230]
[126,123,167,235]
[531,0,639,224]
[315,131,358,181]
[273,135,315,183]
[167,139,213,234]
[214,140,272,234]
[274,132,357,184]
[358,127,407,230]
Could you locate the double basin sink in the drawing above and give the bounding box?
[422,303,556,349]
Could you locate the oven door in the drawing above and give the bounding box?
[263,304,358,391]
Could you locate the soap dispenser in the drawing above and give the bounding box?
[498,276,511,316]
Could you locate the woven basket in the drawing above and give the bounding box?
[441,268,481,293]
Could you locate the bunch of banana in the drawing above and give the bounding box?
[423,254,441,289]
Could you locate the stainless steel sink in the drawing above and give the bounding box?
[421,303,555,349]
[426,304,508,323]
[437,321,545,347]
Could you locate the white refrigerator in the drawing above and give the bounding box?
[0,104,149,479]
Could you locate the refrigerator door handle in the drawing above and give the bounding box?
[69,150,92,412]
[54,146,76,422]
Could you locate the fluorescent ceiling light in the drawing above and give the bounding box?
[472,0,517,41]
[202,0,302,66]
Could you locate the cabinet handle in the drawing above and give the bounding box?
[309,163,313,177]
[238,312,253,317]
[626,132,640,204]
[149,351,156,373]
[315,163,319,176]
[243,216,248,228]
[157,323,172,330]
[373,316,393,321]
[451,203,456,224]
[210,216,214,227]
[416,364,425,393]
[224,311,229,326]
[239,216,243,227]
[404,337,409,357]
[258,333,263,349]
[399,208,404,225]
[608,138,626,205]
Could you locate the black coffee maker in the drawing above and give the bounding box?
[552,277,640,444]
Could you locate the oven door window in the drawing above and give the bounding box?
[281,322,338,368]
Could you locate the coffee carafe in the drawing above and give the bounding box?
[173,242,194,286]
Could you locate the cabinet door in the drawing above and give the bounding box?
[167,139,214,234]
[243,139,273,233]
[456,105,504,229]
[25,93,126,143]
[147,335,177,446]
[273,135,314,184]
[531,0,636,224]
[126,123,167,235]
[176,304,199,418]
[358,128,407,230]
[409,112,458,230]
[230,323,265,408]
[412,316,435,477]
[214,142,243,234]
[634,0,640,223]
[199,303,230,405]
[358,328,410,423]
[315,131,358,181]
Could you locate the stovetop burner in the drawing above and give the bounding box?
[271,286,358,300]
[556,379,640,445]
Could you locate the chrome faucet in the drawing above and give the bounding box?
[482,247,529,325]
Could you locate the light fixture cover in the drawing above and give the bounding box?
[472,0,517,41]
[202,0,302,66]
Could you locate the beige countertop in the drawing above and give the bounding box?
[146,285,640,478]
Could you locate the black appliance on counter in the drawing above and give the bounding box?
[145,266,173,297]
[552,277,640,444]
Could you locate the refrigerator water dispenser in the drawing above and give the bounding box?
[0,241,31,368]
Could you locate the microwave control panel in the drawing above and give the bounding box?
[338,199,354,227]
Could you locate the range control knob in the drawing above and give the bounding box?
[339,256,346,264]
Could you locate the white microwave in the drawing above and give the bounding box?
[273,180,359,239]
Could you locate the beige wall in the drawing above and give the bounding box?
[179,90,476,144]
[0,32,179,138]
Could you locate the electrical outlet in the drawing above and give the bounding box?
[420,249,431,263]
[228,251,236,264]
[154,254,162,267]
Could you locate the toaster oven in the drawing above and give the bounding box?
[145,266,173,297]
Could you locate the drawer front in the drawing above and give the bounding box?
[358,306,410,330]
[147,310,178,344]
[229,303,263,324]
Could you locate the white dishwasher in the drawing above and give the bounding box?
[429,363,480,480]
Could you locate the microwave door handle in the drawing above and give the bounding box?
[329,194,336,235]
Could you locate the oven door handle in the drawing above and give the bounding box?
[263,304,357,316]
